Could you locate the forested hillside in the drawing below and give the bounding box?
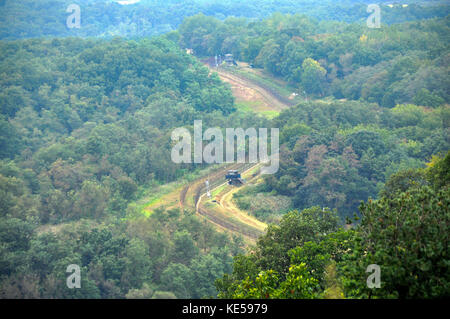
[0,2,448,300]
[216,152,449,298]
[264,100,448,219]
[0,36,261,298]
[178,13,450,107]
[1,0,449,39]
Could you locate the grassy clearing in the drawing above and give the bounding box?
[259,110,280,119]
[242,164,261,178]
[235,100,281,120]
[211,183,227,198]
[234,101,259,113]
[127,182,183,219]
[126,164,223,219]
[224,64,300,103]
[235,101,281,118]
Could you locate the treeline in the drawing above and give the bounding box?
[216,152,449,298]
[1,0,449,40]
[178,13,449,107]
[1,204,243,298]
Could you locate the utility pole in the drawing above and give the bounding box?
[205,180,211,198]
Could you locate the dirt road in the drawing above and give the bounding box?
[176,162,265,242]
[144,63,291,242]
[215,69,289,111]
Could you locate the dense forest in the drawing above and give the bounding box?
[0,1,449,299]
[1,0,449,39]
[216,153,449,298]
[178,13,450,107]
[177,13,450,219]
[0,36,258,298]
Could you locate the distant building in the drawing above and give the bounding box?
[186,48,194,55]
[387,4,408,8]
